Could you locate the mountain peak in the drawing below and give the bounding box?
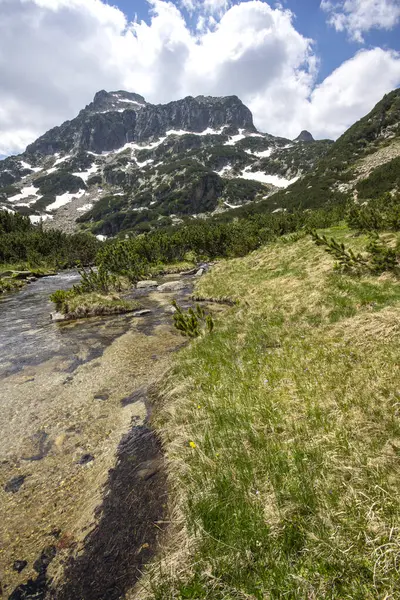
[88,90,147,114]
[295,130,314,143]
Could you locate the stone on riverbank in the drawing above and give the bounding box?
[51,311,67,322]
[137,280,158,289]
[157,280,186,292]
[132,309,152,317]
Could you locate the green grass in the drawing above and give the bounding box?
[55,292,141,320]
[0,264,57,294]
[0,277,25,294]
[141,226,400,599]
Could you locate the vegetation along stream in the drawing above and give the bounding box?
[0,270,195,600]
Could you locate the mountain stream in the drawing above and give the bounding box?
[0,271,195,599]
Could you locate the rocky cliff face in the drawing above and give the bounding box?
[0,90,333,235]
[25,92,256,157]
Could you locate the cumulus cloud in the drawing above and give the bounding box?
[0,0,400,155]
[321,0,400,42]
[304,48,400,139]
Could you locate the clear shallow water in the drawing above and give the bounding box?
[0,269,197,596]
[0,271,195,379]
[0,272,136,379]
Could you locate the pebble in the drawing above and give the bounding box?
[77,454,94,466]
[94,393,109,401]
[4,475,26,494]
[13,561,27,573]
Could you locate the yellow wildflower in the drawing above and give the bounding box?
[189,441,196,449]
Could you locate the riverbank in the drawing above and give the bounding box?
[0,267,57,294]
[138,225,400,599]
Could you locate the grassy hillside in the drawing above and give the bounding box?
[143,226,400,599]
[267,89,400,212]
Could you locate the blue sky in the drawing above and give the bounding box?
[1,0,400,155]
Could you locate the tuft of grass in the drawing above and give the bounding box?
[55,292,142,320]
[139,225,400,599]
[0,277,25,294]
[149,261,197,276]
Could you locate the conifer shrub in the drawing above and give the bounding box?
[310,231,399,275]
[347,193,400,232]
[172,300,214,338]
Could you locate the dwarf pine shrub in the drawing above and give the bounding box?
[172,300,214,338]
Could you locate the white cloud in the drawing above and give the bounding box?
[0,0,399,155]
[321,0,400,42]
[305,48,400,139]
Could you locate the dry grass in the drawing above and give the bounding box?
[139,226,400,599]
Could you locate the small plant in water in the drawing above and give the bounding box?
[172,300,214,338]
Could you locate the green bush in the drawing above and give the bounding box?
[0,210,99,267]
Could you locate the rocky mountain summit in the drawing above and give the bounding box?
[295,130,314,143]
[26,91,256,156]
[0,90,334,235]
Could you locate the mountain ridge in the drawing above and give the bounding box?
[0,90,332,234]
[2,88,398,237]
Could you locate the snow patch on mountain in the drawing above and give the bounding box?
[29,214,54,224]
[8,186,41,203]
[216,165,233,176]
[225,129,246,146]
[223,201,241,209]
[73,164,98,182]
[254,148,274,158]
[47,190,86,211]
[54,154,72,167]
[239,169,299,188]
[165,127,225,137]
[111,93,145,108]
[136,159,154,168]
[20,161,42,173]
[77,203,94,212]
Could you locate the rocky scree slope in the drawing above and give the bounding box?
[0,91,331,236]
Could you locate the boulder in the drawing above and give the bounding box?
[195,268,204,277]
[157,280,186,292]
[165,305,177,314]
[77,454,94,466]
[136,280,158,289]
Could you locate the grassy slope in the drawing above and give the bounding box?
[145,225,400,599]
